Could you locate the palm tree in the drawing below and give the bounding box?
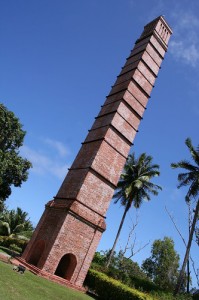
[171,138,199,295]
[0,207,34,239]
[106,153,162,267]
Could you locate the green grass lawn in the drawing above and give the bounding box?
[0,261,94,300]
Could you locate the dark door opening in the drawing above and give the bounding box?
[55,253,77,281]
[28,240,45,267]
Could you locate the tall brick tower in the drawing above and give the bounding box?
[21,16,172,288]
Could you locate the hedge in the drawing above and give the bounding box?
[84,269,156,300]
[0,236,28,254]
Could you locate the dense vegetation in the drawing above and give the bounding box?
[142,237,182,291]
[0,103,32,210]
[85,250,193,300]
[171,138,199,294]
[0,207,33,253]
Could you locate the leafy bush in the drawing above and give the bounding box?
[150,290,193,300]
[91,251,152,289]
[0,235,28,254]
[91,259,159,293]
[90,252,194,300]
[193,293,199,300]
[9,243,22,253]
[129,276,160,293]
[85,269,193,300]
[84,269,156,300]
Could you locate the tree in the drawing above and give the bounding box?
[106,153,161,267]
[171,138,199,295]
[0,104,32,208]
[92,250,148,285]
[0,206,34,238]
[142,237,181,291]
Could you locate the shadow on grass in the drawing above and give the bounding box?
[0,246,20,257]
[86,289,99,299]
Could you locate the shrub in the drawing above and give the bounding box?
[0,236,28,254]
[129,276,160,293]
[91,261,159,293]
[9,243,22,253]
[85,269,193,300]
[84,269,156,300]
[150,290,193,300]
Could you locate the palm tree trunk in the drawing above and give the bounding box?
[106,205,128,268]
[174,200,199,295]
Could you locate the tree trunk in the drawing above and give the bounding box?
[106,205,129,268]
[174,200,199,295]
[187,258,190,293]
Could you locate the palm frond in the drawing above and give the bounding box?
[172,138,199,201]
[185,138,199,166]
[113,152,161,210]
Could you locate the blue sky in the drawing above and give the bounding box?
[1,0,198,288]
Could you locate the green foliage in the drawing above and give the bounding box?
[171,138,199,294]
[0,207,33,253]
[0,207,34,238]
[193,293,199,300]
[9,243,22,253]
[150,290,193,300]
[92,250,148,280]
[0,236,28,254]
[91,251,157,293]
[142,237,181,291]
[107,153,162,267]
[85,268,192,300]
[89,251,192,299]
[171,138,199,203]
[114,153,162,210]
[85,269,155,300]
[0,104,32,204]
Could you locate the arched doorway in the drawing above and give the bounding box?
[27,240,45,266]
[55,253,77,281]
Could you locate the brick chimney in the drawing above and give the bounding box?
[21,16,172,288]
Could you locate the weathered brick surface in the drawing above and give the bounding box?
[85,127,131,159]
[43,214,96,274]
[150,35,166,57]
[91,140,127,185]
[128,80,149,107]
[137,61,156,85]
[104,90,145,117]
[111,112,137,143]
[56,168,87,199]
[123,90,146,116]
[75,170,115,215]
[22,16,172,289]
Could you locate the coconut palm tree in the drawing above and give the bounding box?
[0,207,33,239]
[106,153,162,267]
[171,138,199,295]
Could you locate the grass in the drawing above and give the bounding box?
[0,261,94,300]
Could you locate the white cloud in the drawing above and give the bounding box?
[175,12,199,30]
[20,144,70,180]
[170,41,199,67]
[43,138,70,157]
[170,11,199,67]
